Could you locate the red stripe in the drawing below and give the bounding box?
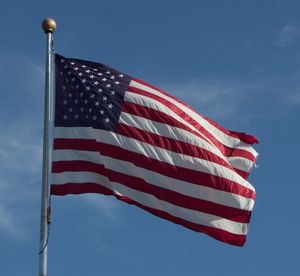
[200,116,259,144]
[53,138,255,199]
[121,102,254,178]
[234,169,249,180]
[126,86,257,163]
[118,123,250,179]
[51,182,246,247]
[132,78,259,145]
[133,78,186,103]
[52,160,251,223]
[117,122,233,171]
[121,102,211,145]
[51,182,113,196]
[117,193,247,247]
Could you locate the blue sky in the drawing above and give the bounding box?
[0,0,300,275]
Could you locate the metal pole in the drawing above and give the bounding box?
[39,18,56,276]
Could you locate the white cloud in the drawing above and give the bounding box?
[84,194,121,222]
[165,79,244,121]
[162,78,261,131]
[286,91,300,104]
[0,122,42,237]
[275,24,299,47]
[0,191,18,234]
[162,74,300,129]
[0,54,44,237]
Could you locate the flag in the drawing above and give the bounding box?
[51,53,259,246]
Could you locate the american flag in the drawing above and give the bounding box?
[51,53,258,246]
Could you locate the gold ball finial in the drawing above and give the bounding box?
[42,18,56,33]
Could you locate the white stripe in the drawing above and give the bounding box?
[227,156,255,173]
[52,171,248,235]
[53,149,254,211]
[124,90,256,160]
[54,127,255,192]
[130,80,258,158]
[120,111,222,159]
[119,111,254,173]
[124,91,209,143]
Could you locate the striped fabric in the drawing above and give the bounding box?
[51,54,259,246]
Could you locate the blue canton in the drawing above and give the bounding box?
[55,54,131,131]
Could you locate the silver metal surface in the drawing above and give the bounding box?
[39,28,54,276]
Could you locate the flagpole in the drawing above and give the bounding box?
[39,18,56,276]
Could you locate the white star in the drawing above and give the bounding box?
[63,86,66,90]
[82,79,86,83]
[93,68,98,71]
[60,72,63,76]
[93,116,97,120]
[75,85,80,89]
[64,65,68,69]
[106,70,111,74]
[97,72,103,76]
[86,69,90,73]
[74,114,79,119]
[88,108,92,113]
[74,67,79,71]
[80,92,84,97]
[60,59,64,63]
[70,62,75,65]
[115,81,120,85]
[71,78,75,82]
[80,107,84,112]
[81,65,86,68]
[100,109,104,115]
[103,96,107,101]
[65,78,69,83]
[104,117,110,123]
[108,103,113,109]
[63,100,67,105]
[74,99,78,104]
[95,101,100,106]
[106,83,111,88]
[68,93,72,98]
[119,74,124,77]
[110,91,116,95]
[90,75,95,79]
[84,99,88,104]
[78,72,83,76]
[110,75,115,79]
[94,81,99,85]
[63,115,68,119]
[69,107,73,112]
[98,88,103,93]
[90,94,95,98]
[85,86,90,91]
[102,78,107,82]
[68,71,71,75]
